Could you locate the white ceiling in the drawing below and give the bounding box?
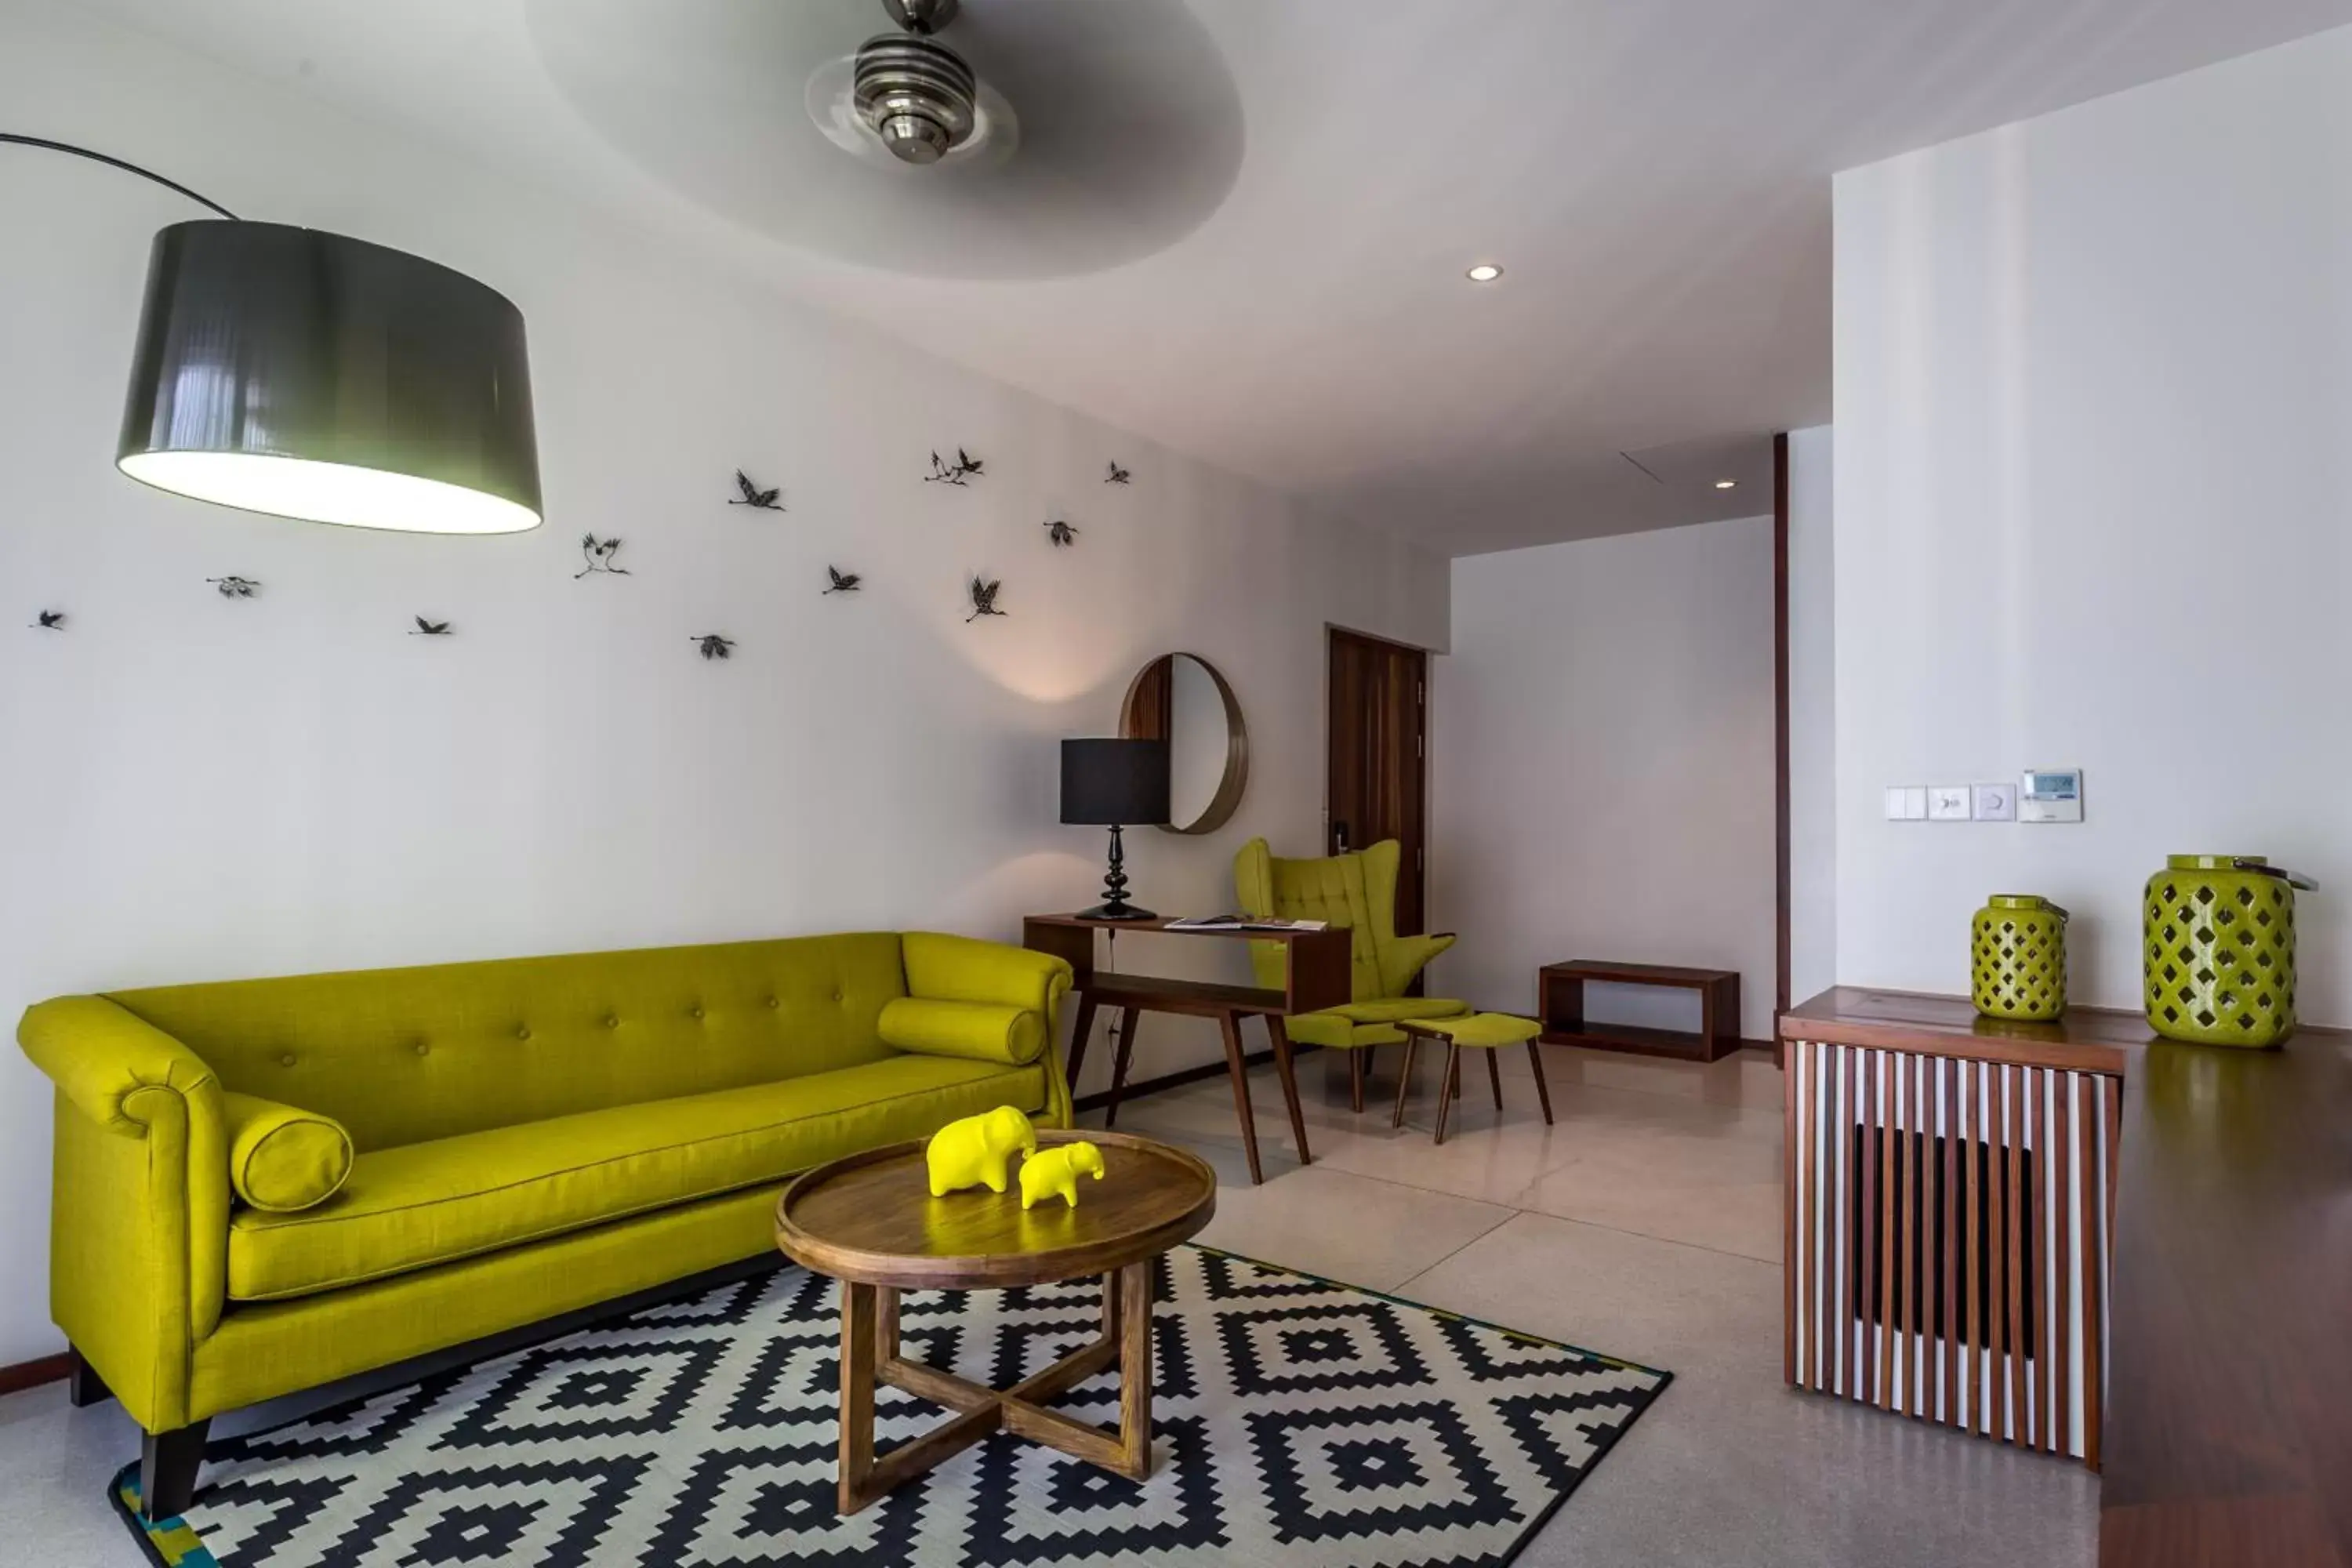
[60,0,2352,555]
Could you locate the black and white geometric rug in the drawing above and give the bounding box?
[114,1245,1669,1568]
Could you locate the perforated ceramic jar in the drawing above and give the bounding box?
[1970,895,2068,1021]
[2144,855,2308,1048]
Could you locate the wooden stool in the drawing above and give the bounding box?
[1393,1014,1552,1145]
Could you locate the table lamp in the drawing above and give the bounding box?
[1060,738,1171,920]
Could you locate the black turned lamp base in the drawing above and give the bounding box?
[1080,824,1153,923]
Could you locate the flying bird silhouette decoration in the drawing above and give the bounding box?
[926,448,984,486]
[966,578,1006,622]
[728,470,783,511]
[410,616,452,637]
[575,535,630,577]
[822,566,862,595]
[1105,461,1131,485]
[1043,519,1078,547]
[693,633,736,660]
[208,575,261,598]
[31,610,64,630]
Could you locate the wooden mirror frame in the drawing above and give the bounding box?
[1119,652,1247,835]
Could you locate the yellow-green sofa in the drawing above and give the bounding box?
[16,929,1071,1517]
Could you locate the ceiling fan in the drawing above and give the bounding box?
[853,0,981,165]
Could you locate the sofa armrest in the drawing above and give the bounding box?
[17,996,230,1429]
[901,934,1076,1127]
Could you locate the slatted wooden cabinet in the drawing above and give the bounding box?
[1780,991,2125,1467]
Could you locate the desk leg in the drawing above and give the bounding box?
[1217,1010,1265,1184]
[1104,1007,1140,1127]
[1265,1014,1312,1166]
[1065,992,1099,1102]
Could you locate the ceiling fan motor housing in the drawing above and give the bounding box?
[854,31,978,164]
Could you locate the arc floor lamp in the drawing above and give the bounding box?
[3,132,540,535]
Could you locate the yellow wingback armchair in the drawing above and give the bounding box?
[18,929,1070,1519]
[1234,838,1469,1102]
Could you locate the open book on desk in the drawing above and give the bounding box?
[1163,914,1329,933]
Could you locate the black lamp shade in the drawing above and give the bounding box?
[1061,738,1171,826]
[117,220,541,535]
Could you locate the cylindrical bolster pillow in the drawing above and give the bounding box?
[222,1091,354,1212]
[877,997,1044,1066]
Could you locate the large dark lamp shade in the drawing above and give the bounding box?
[1061,739,1171,826]
[116,220,542,535]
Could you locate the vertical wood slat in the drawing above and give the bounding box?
[1840,1044,1857,1399]
[1784,1036,1800,1388]
[1819,1044,1835,1392]
[1941,1054,1958,1426]
[2038,1069,2056,1452]
[1894,1051,1911,1412]
[2005,1063,2027,1445]
[2089,1072,2107,1476]
[1875,1051,1896,1411]
[1968,1060,1987,1436]
[1801,1044,1820,1389]
[1859,1051,1878,1406]
[2056,1071,2074,1457]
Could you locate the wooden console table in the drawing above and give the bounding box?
[1540,959,1743,1062]
[1022,915,1352,1185]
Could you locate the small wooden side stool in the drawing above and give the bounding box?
[1393,1014,1552,1145]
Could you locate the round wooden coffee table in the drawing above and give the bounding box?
[775,1128,1216,1515]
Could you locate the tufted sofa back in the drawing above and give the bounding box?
[104,933,913,1152]
[1233,837,1407,1003]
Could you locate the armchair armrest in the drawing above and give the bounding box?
[1386,931,1458,992]
[17,996,229,1430]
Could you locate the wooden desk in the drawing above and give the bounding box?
[1780,987,2352,1567]
[1022,915,1351,1185]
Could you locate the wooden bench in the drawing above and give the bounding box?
[1537,959,1743,1062]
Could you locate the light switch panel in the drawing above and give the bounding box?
[1972,782,2016,822]
[1886,786,1929,822]
[1928,786,1972,821]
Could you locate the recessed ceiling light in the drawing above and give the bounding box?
[1715,479,1737,489]
[1465,263,1502,283]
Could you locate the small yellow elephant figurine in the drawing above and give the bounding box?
[1018,1141,1106,1210]
[926,1105,1038,1197]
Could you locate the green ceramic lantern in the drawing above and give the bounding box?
[2143,855,2317,1048]
[1971,895,2069,1021]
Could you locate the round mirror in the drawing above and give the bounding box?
[1120,652,1247,835]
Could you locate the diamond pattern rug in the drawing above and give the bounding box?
[112,1245,1669,1567]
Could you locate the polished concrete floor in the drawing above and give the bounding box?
[0,1042,2099,1565]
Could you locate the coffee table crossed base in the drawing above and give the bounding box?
[775,1130,1218,1515]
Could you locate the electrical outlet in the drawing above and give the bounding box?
[1886,786,1929,822]
[1972,782,2016,822]
[1928,786,1972,821]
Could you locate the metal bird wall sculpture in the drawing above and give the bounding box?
[31,610,64,630]
[575,535,630,577]
[822,566,862,595]
[410,616,452,636]
[208,575,261,598]
[693,633,736,660]
[966,577,1005,622]
[1043,519,1078,547]
[1105,461,1131,485]
[926,448,984,486]
[728,470,783,511]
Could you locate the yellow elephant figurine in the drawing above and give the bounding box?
[926,1105,1038,1197]
[1018,1141,1107,1210]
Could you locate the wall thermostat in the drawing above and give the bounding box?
[2019,768,2083,824]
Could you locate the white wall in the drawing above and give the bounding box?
[1834,27,2352,1018]
[1786,425,1836,1007]
[1431,517,1778,1040]
[0,5,1446,1363]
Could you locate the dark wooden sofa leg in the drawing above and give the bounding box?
[140,1420,211,1519]
[67,1345,113,1409]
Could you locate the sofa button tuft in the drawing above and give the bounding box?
[831,989,844,1004]
[517,1026,532,1040]
[414,1042,430,1057]
[691,1006,705,1020]
[279,1053,296,1068]
[604,1014,619,1029]
[765,996,779,1010]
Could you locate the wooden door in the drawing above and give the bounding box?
[1327,627,1429,936]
